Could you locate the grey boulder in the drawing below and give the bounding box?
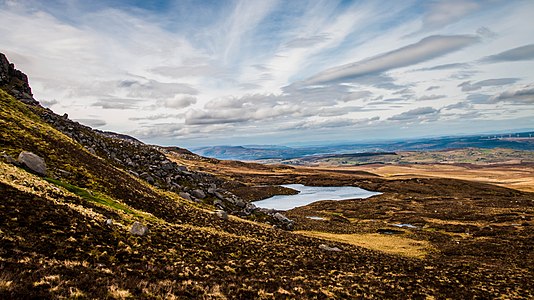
[319,244,342,252]
[18,151,47,176]
[130,221,148,236]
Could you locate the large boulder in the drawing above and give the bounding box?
[17,151,47,176]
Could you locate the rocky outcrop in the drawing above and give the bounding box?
[1,53,296,230]
[0,53,37,104]
[17,151,47,176]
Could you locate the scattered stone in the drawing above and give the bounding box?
[235,199,246,208]
[57,168,72,176]
[393,223,418,229]
[130,221,148,236]
[319,244,342,252]
[274,212,291,223]
[377,229,404,235]
[214,210,228,220]
[161,162,174,171]
[87,147,96,155]
[140,172,155,184]
[176,165,188,172]
[17,151,47,176]
[191,189,206,199]
[179,192,192,201]
[105,219,113,226]
[1,153,17,165]
[213,199,224,208]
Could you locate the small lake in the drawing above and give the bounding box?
[253,184,381,210]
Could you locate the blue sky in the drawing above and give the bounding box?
[1,0,533,147]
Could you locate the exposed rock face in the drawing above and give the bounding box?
[130,221,148,236]
[0,53,37,104]
[17,151,47,176]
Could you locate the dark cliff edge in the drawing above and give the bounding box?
[0,53,38,105]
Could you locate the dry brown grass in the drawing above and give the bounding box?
[336,163,534,192]
[0,272,14,292]
[296,231,432,259]
[108,285,132,299]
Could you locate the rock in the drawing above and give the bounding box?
[214,192,225,200]
[319,244,342,252]
[17,151,47,176]
[130,221,148,236]
[286,222,294,230]
[1,53,34,100]
[140,172,155,184]
[176,165,188,172]
[274,212,291,223]
[161,162,174,171]
[179,192,192,201]
[214,210,228,220]
[235,199,246,208]
[191,189,206,199]
[1,153,17,165]
[213,199,224,208]
[105,219,113,226]
[245,203,257,211]
[207,184,217,194]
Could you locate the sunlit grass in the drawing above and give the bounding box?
[44,177,136,215]
[296,230,432,258]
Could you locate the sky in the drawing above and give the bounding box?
[1,0,533,147]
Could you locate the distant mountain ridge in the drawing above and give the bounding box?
[194,132,534,160]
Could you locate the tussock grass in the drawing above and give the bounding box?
[296,230,432,258]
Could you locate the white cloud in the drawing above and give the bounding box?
[458,78,519,92]
[305,35,479,85]
[482,44,534,63]
[489,83,534,104]
[422,0,479,30]
[162,95,197,109]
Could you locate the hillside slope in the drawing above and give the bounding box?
[1,54,533,299]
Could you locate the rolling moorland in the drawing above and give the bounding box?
[193,133,534,161]
[1,53,533,299]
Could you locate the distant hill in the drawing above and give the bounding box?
[193,133,534,160]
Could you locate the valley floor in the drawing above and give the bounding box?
[169,152,534,298]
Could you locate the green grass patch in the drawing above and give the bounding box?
[44,177,136,215]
